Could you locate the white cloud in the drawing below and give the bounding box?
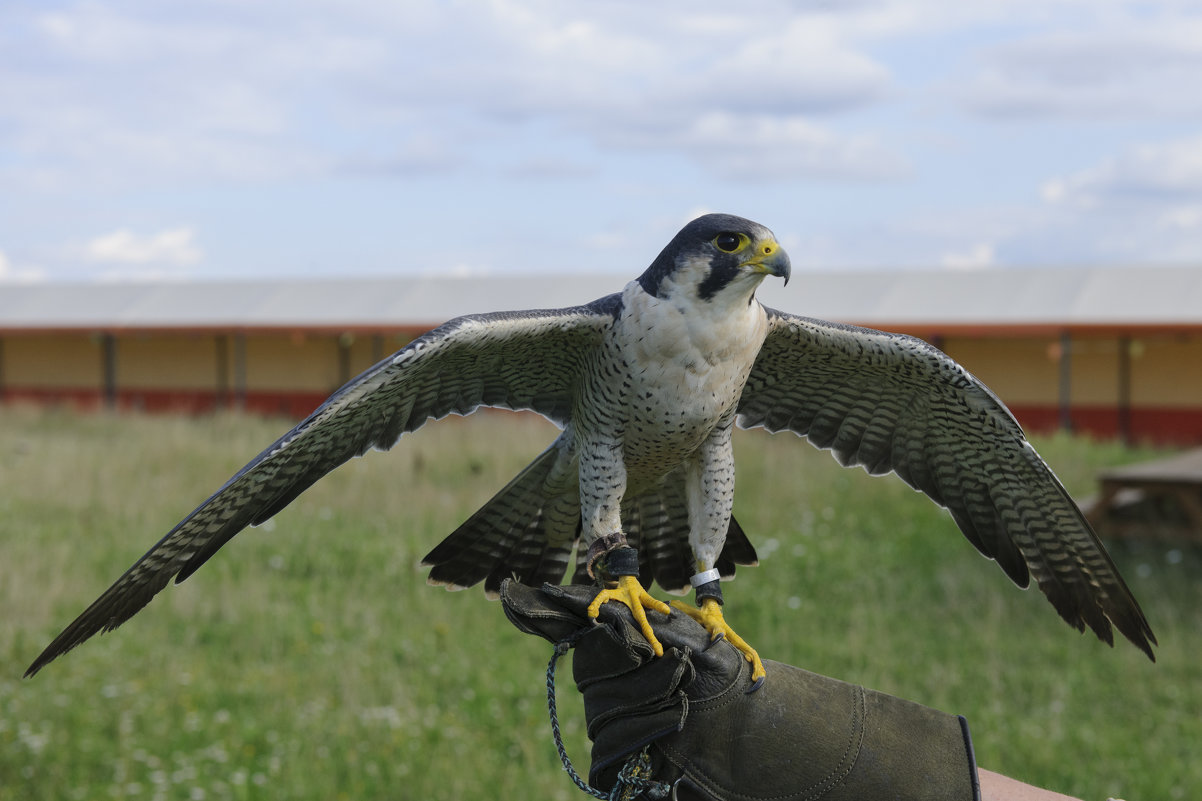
[667,19,892,115]
[658,113,908,181]
[339,134,468,177]
[962,22,1202,118]
[1043,136,1202,206]
[85,227,203,266]
[0,249,46,283]
[941,242,996,270]
[5,0,1202,281]
[503,156,596,181]
[1,1,904,190]
[1024,136,1202,265]
[1159,205,1202,231]
[0,4,357,189]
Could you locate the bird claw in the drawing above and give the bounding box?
[670,598,766,690]
[588,575,671,657]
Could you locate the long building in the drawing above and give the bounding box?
[1,266,1200,444]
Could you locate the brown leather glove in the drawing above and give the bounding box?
[502,580,980,801]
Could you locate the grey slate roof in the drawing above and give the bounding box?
[1,266,1200,331]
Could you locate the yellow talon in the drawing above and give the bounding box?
[587,575,671,657]
[670,598,767,683]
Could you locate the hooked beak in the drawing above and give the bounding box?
[743,239,791,286]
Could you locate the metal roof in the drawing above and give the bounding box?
[1,265,1200,333]
[762,265,1202,329]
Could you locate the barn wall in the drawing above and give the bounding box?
[0,331,397,416]
[117,334,220,389]
[1,327,1199,445]
[940,331,1202,444]
[1,333,108,408]
[1132,336,1202,407]
[4,333,105,389]
[941,337,1060,405]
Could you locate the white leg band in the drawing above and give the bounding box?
[689,569,722,587]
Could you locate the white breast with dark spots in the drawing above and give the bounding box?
[612,281,768,484]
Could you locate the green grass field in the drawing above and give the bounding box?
[2,406,1198,800]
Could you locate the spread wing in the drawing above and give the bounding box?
[737,307,1156,660]
[26,296,620,676]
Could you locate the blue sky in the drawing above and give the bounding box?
[3,0,1202,282]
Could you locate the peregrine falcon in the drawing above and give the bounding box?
[25,213,1156,681]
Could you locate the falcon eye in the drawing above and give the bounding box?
[713,232,746,253]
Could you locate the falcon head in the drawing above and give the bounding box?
[637,213,791,304]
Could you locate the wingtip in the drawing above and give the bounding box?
[1101,607,1157,662]
[1136,632,1157,663]
[24,620,100,677]
[1112,602,1158,662]
[24,644,64,679]
[1115,629,1156,663]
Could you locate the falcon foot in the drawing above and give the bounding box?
[587,575,672,658]
[671,597,767,691]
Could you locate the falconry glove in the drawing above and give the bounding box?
[502,580,980,801]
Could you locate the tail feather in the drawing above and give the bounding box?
[716,515,759,573]
[624,492,681,591]
[482,496,581,597]
[631,485,694,593]
[422,446,578,593]
[570,473,760,594]
[426,451,761,598]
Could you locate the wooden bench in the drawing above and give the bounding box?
[1084,448,1202,542]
